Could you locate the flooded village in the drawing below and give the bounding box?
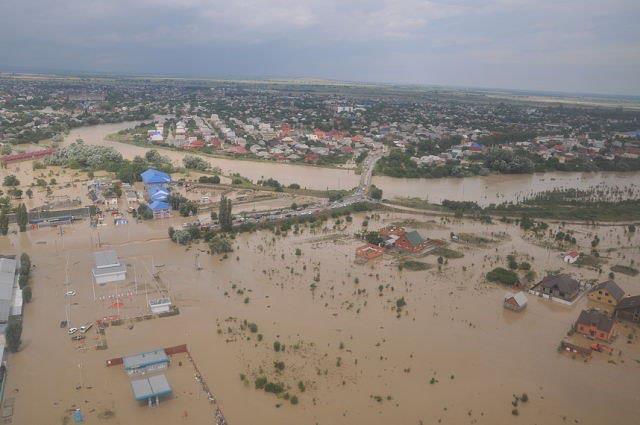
[0,77,639,425]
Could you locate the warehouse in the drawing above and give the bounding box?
[92,250,126,285]
[0,258,18,324]
[130,374,172,407]
[123,349,169,375]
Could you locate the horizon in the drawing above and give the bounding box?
[2,0,639,97]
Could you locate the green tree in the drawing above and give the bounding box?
[369,185,383,200]
[20,253,31,276]
[22,286,32,303]
[3,175,20,187]
[6,320,22,352]
[0,210,8,236]
[219,195,233,232]
[16,203,28,232]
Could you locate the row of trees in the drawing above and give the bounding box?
[7,253,32,353]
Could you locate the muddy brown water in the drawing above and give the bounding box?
[3,210,640,424]
[59,123,640,205]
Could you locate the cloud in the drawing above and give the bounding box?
[0,0,639,94]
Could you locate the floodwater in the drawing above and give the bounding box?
[62,122,640,205]
[3,209,640,424]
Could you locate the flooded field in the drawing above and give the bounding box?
[3,209,640,424]
[60,122,640,205]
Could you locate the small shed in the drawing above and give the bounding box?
[149,298,172,314]
[92,250,126,285]
[504,291,528,311]
[564,251,580,264]
[130,374,172,407]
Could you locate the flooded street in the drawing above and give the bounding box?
[3,209,640,424]
[63,122,640,205]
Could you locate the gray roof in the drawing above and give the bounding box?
[94,250,120,269]
[538,274,580,293]
[617,295,640,311]
[123,349,168,370]
[0,258,16,274]
[576,309,614,333]
[405,230,425,246]
[590,280,625,301]
[92,264,127,277]
[130,374,172,401]
[505,291,528,306]
[0,259,17,319]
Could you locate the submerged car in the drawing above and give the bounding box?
[67,327,78,335]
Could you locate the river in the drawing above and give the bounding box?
[64,122,640,206]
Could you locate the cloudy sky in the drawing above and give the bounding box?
[1,0,639,95]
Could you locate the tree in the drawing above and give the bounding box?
[22,286,32,303]
[0,210,8,236]
[16,203,28,232]
[219,195,233,232]
[25,188,33,199]
[486,267,519,286]
[20,253,31,276]
[209,234,233,254]
[369,185,383,200]
[3,175,20,187]
[6,320,22,352]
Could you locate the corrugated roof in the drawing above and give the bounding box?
[505,291,527,306]
[123,349,168,370]
[617,295,640,310]
[148,200,170,211]
[130,374,172,401]
[140,169,171,185]
[94,251,120,269]
[405,230,425,246]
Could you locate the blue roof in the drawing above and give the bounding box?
[148,200,170,211]
[141,169,171,185]
[130,374,172,401]
[148,187,169,201]
[123,348,168,370]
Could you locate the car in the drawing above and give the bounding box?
[65,290,77,297]
[80,323,93,333]
[71,334,85,341]
[68,327,78,335]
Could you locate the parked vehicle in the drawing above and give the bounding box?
[68,327,78,335]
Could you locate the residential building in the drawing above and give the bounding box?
[503,292,527,311]
[575,309,615,341]
[615,295,640,323]
[536,274,581,302]
[587,281,625,306]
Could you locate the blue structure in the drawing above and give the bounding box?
[130,374,173,406]
[123,348,169,375]
[141,168,171,205]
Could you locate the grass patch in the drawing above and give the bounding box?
[574,254,603,268]
[486,267,519,286]
[611,264,639,276]
[432,247,464,259]
[457,233,495,246]
[401,260,432,271]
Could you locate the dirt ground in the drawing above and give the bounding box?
[2,207,640,425]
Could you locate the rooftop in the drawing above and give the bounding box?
[590,280,625,302]
[140,168,171,185]
[130,374,172,401]
[576,309,614,333]
[123,349,169,370]
[94,250,120,269]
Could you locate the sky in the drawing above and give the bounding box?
[1,0,639,95]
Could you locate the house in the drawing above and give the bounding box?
[396,230,430,253]
[575,309,615,341]
[504,292,527,311]
[148,200,170,219]
[564,251,580,264]
[536,274,581,301]
[140,169,171,190]
[587,281,625,306]
[123,348,169,375]
[615,295,640,323]
[92,250,126,285]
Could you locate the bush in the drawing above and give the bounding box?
[248,323,258,333]
[290,395,299,405]
[255,376,267,389]
[486,267,519,286]
[273,341,281,352]
[22,286,32,303]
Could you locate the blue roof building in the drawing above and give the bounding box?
[148,200,170,211]
[148,187,169,201]
[123,348,169,374]
[140,169,171,185]
[130,374,172,406]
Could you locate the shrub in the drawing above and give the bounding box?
[486,267,519,286]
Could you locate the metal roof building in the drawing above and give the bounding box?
[130,374,172,406]
[92,250,126,285]
[0,258,17,323]
[140,169,171,185]
[123,349,169,374]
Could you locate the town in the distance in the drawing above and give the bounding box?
[0,74,639,425]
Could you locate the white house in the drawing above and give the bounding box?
[564,251,580,264]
